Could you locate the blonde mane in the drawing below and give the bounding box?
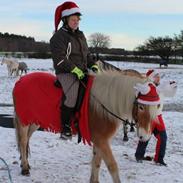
[90,71,147,122]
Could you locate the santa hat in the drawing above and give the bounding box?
[54,1,81,32]
[134,83,160,105]
[146,69,160,81]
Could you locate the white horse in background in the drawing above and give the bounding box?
[1,57,19,76]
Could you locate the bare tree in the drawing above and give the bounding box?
[88,32,111,48]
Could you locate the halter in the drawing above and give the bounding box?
[132,98,142,127]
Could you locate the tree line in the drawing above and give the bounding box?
[134,31,183,64]
[0,32,50,56]
[0,31,183,64]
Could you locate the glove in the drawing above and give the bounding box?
[91,64,99,73]
[71,66,85,80]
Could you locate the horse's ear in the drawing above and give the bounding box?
[134,83,150,96]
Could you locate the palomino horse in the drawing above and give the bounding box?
[97,60,145,140]
[13,71,160,183]
[1,57,19,76]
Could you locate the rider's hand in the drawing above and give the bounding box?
[71,66,85,80]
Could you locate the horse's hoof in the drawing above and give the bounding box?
[123,136,129,141]
[21,164,31,169]
[130,127,135,132]
[21,169,30,176]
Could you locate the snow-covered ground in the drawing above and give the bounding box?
[0,59,183,183]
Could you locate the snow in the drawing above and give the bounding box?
[0,59,183,183]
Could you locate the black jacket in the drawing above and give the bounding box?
[50,27,96,74]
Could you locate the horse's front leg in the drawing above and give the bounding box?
[98,142,121,183]
[16,69,19,76]
[123,123,129,141]
[7,67,11,76]
[90,146,102,183]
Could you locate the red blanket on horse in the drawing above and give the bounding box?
[13,72,93,145]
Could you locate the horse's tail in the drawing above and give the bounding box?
[13,111,31,158]
[13,112,21,153]
[13,93,31,158]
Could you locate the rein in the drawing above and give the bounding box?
[80,79,131,124]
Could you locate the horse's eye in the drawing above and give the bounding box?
[139,105,144,111]
[157,104,160,108]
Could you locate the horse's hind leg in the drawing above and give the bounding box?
[90,146,102,183]
[97,142,121,183]
[24,124,40,169]
[27,124,40,158]
[14,114,30,175]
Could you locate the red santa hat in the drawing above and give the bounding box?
[146,69,160,81]
[134,83,160,105]
[54,1,81,32]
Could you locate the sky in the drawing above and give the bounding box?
[0,0,183,50]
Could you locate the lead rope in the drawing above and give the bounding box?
[79,80,128,124]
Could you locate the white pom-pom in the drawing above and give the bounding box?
[134,83,150,96]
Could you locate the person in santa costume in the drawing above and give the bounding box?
[135,69,177,166]
[50,2,99,140]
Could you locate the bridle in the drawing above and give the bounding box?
[132,99,143,128]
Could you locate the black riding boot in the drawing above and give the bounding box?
[60,104,74,140]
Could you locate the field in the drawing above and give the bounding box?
[0,58,183,183]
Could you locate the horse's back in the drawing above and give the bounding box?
[19,62,28,70]
[13,72,55,93]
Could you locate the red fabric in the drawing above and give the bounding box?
[151,114,166,131]
[151,114,166,161]
[55,2,80,32]
[146,69,154,77]
[154,135,161,162]
[138,83,160,104]
[13,72,93,145]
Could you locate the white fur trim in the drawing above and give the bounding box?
[148,70,160,81]
[134,83,150,95]
[137,98,160,105]
[62,7,80,17]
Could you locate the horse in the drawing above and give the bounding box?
[159,60,168,68]
[1,57,19,76]
[18,62,28,75]
[97,60,145,141]
[13,71,160,183]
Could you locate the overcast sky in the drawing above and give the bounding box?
[0,0,183,50]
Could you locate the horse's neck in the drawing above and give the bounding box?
[91,73,144,121]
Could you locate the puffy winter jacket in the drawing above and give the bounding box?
[50,26,96,74]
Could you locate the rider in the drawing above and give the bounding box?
[50,1,99,140]
[135,69,177,166]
